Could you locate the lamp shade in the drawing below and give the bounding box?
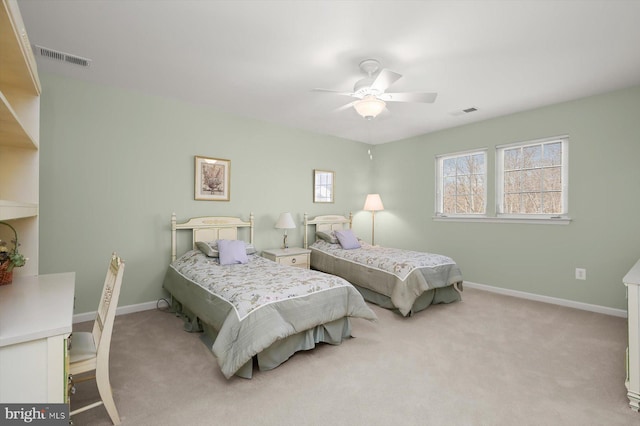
[275,212,296,229]
[353,95,386,120]
[364,194,384,211]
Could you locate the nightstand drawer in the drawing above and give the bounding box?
[262,248,311,269]
[278,253,309,268]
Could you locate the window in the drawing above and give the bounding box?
[496,136,568,217]
[436,149,487,216]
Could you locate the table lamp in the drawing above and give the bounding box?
[275,212,296,249]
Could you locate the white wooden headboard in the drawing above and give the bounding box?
[171,213,254,261]
[303,213,352,248]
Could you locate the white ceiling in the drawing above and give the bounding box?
[18,0,640,145]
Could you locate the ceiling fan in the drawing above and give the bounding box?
[313,58,438,120]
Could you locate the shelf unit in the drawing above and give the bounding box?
[625,259,640,412]
[0,0,41,276]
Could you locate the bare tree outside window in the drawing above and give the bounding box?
[437,150,486,215]
[498,137,567,216]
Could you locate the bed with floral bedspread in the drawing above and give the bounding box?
[305,222,463,317]
[162,249,376,379]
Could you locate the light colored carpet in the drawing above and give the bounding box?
[70,288,637,425]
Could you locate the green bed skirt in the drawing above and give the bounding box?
[171,296,352,379]
[353,283,462,316]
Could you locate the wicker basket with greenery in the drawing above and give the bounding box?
[0,221,27,285]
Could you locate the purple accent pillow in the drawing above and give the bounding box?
[334,229,361,250]
[217,239,249,265]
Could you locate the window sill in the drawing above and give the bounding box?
[433,216,572,225]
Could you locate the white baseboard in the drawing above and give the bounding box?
[73,299,167,324]
[74,284,627,323]
[464,281,627,318]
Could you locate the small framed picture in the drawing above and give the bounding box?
[195,156,230,201]
[313,169,334,203]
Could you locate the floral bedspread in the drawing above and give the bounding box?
[170,250,355,320]
[310,239,458,282]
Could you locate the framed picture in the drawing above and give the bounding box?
[195,156,230,201]
[313,169,334,203]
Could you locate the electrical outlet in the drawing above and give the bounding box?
[575,268,586,280]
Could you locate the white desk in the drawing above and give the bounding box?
[0,272,75,403]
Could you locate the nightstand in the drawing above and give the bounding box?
[262,247,311,269]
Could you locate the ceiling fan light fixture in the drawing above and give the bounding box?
[354,95,386,120]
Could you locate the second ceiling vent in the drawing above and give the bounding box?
[33,45,91,68]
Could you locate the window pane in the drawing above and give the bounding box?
[471,175,484,194]
[443,158,456,176]
[504,194,521,213]
[471,194,484,213]
[437,150,487,215]
[443,200,455,214]
[543,192,562,214]
[456,195,471,213]
[523,145,542,169]
[522,192,542,213]
[522,169,542,192]
[504,171,520,193]
[471,153,485,173]
[456,157,470,174]
[543,166,562,191]
[456,175,470,194]
[443,177,456,195]
[504,148,521,171]
[543,142,562,166]
[498,137,567,216]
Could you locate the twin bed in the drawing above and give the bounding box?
[304,213,463,317]
[162,213,376,379]
[162,212,463,379]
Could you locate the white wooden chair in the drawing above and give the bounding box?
[69,252,125,425]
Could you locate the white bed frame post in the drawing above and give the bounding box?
[249,212,255,245]
[303,213,309,250]
[171,212,178,262]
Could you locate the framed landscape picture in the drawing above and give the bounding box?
[195,156,230,201]
[313,169,334,203]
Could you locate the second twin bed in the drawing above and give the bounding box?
[304,213,463,317]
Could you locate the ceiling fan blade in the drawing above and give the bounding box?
[333,101,357,112]
[311,88,357,98]
[379,92,438,103]
[370,69,402,93]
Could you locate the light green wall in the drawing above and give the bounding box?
[39,72,640,314]
[39,73,373,313]
[372,85,640,310]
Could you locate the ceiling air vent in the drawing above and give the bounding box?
[33,45,91,68]
[450,107,478,116]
